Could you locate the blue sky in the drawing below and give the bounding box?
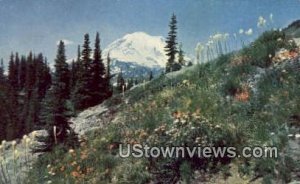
[0,0,300,66]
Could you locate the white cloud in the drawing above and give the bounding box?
[56,39,74,46]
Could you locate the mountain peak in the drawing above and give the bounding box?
[103,32,167,68]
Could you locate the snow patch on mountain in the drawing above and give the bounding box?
[103,32,168,68]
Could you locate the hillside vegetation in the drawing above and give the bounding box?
[24,30,300,184]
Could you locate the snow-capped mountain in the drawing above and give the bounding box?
[103,32,167,68]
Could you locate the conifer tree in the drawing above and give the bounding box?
[90,32,105,105]
[8,53,18,90]
[25,52,36,91]
[15,53,20,90]
[70,60,77,90]
[54,42,70,99]
[0,59,5,83]
[35,54,52,99]
[178,43,185,66]
[149,71,153,81]
[19,56,27,90]
[38,41,77,152]
[70,46,81,91]
[116,70,125,93]
[72,34,93,110]
[127,78,134,89]
[165,14,178,73]
[104,52,113,97]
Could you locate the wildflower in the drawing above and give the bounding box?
[47,181,52,184]
[12,140,17,148]
[60,166,65,172]
[257,16,267,28]
[1,140,6,146]
[212,33,223,41]
[270,132,275,136]
[69,149,75,154]
[269,13,273,22]
[139,131,148,139]
[195,137,201,143]
[100,137,107,142]
[31,131,38,139]
[223,33,230,40]
[25,137,31,144]
[23,135,28,140]
[295,134,300,139]
[245,28,253,36]
[14,150,19,159]
[47,164,51,169]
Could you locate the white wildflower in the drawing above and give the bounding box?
[12,140,17,147]
[269,13,273,22]
[245,28,253,36]
[239,29,244,34]
[257,16,267,28]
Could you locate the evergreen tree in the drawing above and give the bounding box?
[0,59,5,83]
[70,60,77,90]
[134,78,139,86]
[116,70,125,93]
[25,52,36,91]
[35,54,52,99]
[54,42,70,99]
[15,53,20,90]
[72,34,93,111]
[8,53,18,90]
[149,71,153,81]
[70,46,81,91]
[178,43,185,66]
[104,52,113,97]
[165,14,178,73]
[19,56,27,90]
[37,41,77,152]
[0,83,18,140]
[90,32,105,105]
[127,78,134,89]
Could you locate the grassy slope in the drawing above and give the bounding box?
[26,30,300,184]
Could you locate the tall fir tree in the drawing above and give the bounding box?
[165,14,178,73]
[178,43,185,66]
[116,70,125,93]
[38,41,77,152]
[70,45,81,91]
[0,59,5,83]
[8,53,18,90]
[70,60,77,90]
[54,42,70,99]
[104,53,113,97]
[72,34,93,111]
[90,32,105,105]
[149,71,153,81]
[19,56,27,90]
[15,52,20,91]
